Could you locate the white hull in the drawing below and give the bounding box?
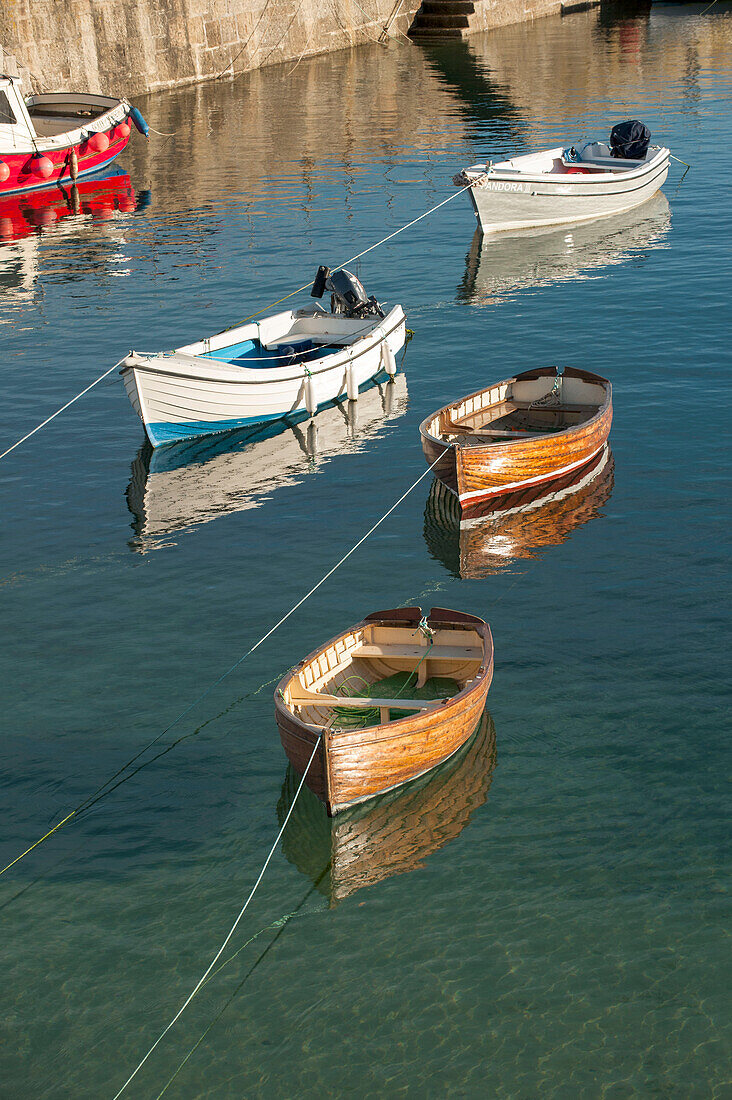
[463,144,670,233]
[122,305,406,447]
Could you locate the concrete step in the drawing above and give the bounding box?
[421,0,475,12]
[408,25,467,37]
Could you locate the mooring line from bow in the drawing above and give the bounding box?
[0,356,129,461]
[229,184,471,328]
[0,188,468,462]
[111,734,322,1099]
[0,451,447,880]
[155,878,328,1099]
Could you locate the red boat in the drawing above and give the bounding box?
[0,74,147,197]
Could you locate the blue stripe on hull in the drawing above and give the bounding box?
[146,411,286,447]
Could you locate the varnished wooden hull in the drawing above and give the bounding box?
[278,711,497,905]
[275,607,493,815]
[424,446,615,579]
[420,366,612,517]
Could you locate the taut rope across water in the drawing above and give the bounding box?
[0,187,469,462]
[0,452,446,879]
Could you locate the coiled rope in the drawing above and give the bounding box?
[0,450,447,879]
[0,186,468,462]
[111,733,322,1099]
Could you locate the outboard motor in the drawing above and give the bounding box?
[311,265,384,318]
[610,120,651,160]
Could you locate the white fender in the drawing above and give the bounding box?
[382,341,397,378]
[346,361,359,402]
[304,372,317,416]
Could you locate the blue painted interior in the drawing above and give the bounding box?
[201,337,339,368]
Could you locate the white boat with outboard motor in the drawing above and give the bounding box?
[456,120,670,233]
[121,266,406,446]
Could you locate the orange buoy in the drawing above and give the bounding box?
[0,161,9,183]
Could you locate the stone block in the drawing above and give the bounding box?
[204,19,222,48]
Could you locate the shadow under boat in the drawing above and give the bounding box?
[126,372,408,551]
[424,445,615,579]
[458,191,670,306]
[277,709,496,907]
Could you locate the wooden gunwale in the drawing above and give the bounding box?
[419,366,612,512]
[274,607,493,815]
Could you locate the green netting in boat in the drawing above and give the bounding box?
[331,671,461,730]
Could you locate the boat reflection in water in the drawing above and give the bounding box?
[0,168,149,315]
[126,373,408,551]
[424,445,614,579]
[0,167,146,243]
[277,710,496,907]
[458,192,670,306]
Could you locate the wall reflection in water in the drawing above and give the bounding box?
[424,446,614,579]
[277,710,496,907]
[126,374,409,551]
[458,192,671,306]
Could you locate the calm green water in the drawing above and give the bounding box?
[1,5,730,1097]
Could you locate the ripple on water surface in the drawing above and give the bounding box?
[0,4,730,1097]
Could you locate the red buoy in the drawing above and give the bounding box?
[116,121,131,140]
[33,156,54,179]
[0,161,9,183]
[89,132,110,153]
[566,166,592,175]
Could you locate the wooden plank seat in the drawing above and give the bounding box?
[463,429,545,441]
[288,685,444,711]
[446,400,601,435]
[351,643,483,661]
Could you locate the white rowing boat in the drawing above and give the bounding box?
[457,122,670,233]
[121,267,406,447]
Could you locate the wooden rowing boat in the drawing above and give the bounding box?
[423,446,615,579]
[277,710,497,906]
[274,606,493,816]
[419,366,612,518]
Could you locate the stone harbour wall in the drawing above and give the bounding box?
[0,0,566,95]
[0,0,421,93]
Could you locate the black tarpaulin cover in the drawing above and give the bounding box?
[610,120,652,160]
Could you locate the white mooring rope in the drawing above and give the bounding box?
[112,734,322,1099]
[0,450,446,879]
[0,356,129,461]
[0,187,469,462]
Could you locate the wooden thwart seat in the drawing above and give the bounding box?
[288,683,444,720]
[351,643,483,661]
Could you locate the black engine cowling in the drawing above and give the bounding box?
[311,265,384,318]
[610,120,651,160]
